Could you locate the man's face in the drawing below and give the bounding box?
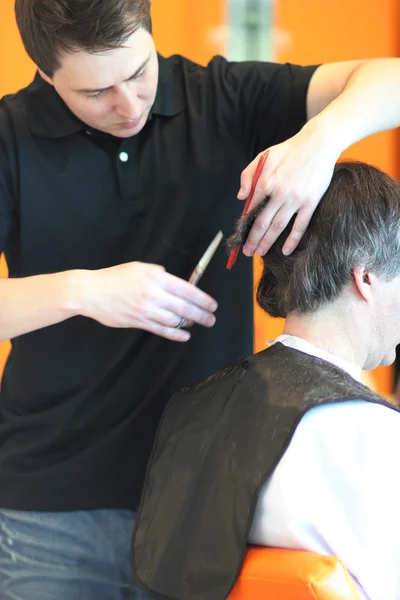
[40,27,158,138]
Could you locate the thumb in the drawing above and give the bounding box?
[237,151,269,200]
[237,168,253,200]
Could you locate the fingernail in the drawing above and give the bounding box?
[282,246,290,256]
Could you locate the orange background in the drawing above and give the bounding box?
[0,0,399,393]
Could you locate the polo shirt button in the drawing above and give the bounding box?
[119,151,129,163]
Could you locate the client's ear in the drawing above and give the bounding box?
[352,265,376,302]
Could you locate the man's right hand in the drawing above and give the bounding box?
[79,262,218,342]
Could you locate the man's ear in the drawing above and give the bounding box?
[38,69,53,86]
[352,265,376,302]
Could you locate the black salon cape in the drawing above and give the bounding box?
[132,343,397,600]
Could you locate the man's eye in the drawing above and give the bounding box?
[132,69,146,81]
[86,90,105,100]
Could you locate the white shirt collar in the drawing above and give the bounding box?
[269,334,363,383]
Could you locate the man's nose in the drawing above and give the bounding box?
[114,86,141,120]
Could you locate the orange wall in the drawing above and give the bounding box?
[0,1,35,96]
[152,0,226,65]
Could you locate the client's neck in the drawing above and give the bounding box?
[283,307,365,370]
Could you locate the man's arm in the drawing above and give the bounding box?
[239,58,400,257]
[307,58,400,138]
[0,264,218,343]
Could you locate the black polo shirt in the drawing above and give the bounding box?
[0,54,318,511]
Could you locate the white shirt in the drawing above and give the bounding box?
[248,335,400,600]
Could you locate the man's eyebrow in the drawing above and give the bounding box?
[75,56,151,94]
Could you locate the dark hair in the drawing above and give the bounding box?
[227,161,400,318]
[15,0,152,77]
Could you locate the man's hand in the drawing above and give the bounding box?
[237,121,339,257]
[79,262,218,342]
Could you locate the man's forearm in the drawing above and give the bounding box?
[0,271,84,341]
[307,58,400,155]
[306,58,400,155]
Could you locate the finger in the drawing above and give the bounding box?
[281,209,312,256]
[254,206,295,256]
[154,299,216,329]
[242,151,273,213]
[181,318,194,328]
[147,309,187,329]
[237,152,267,200]
[162,273,218,313]
[237,160,257,200]
[242,198,282,256]
[244,165,276,214]
[148,322,191,343]
[135,306,193,340]
[149,306,214,329]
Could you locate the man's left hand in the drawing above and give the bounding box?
[238,121,340,257]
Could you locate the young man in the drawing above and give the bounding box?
[135,162,400,600]
[0,0,400,597]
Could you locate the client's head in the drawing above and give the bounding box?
[228,161,400,370]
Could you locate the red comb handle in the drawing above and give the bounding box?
[226,151,269,270]
[226,246,240,270]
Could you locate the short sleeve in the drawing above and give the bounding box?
[206,57,319,156]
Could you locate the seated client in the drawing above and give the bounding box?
[133,162,400,600]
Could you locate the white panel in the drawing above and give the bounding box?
[227,0,273,61]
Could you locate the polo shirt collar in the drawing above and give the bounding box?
[27,72,85,138]
[151,54,187,117]
[28,53,186,138]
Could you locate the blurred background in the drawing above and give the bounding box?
[0,0,399,396]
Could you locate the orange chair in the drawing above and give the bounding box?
[228,547,361,600]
